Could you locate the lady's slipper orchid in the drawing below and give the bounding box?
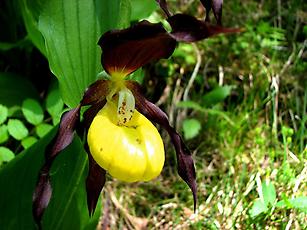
[33,1,240,227]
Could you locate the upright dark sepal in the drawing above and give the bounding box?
[98,20,177,76]
[200,0,223,25]
[32,106,81,227]
[168,14,240,42]
[156,0,172,18]
[128,82,197,212]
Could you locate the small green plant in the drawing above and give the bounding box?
[250,177,307,219]
[0,84,64,167]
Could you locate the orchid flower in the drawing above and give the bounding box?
[32,1,240,227]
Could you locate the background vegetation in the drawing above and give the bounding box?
[0,0,306,229]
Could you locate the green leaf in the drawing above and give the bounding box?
[46,87,64,125]
[0,72,39,107]
[177,100,204,111]
[0,125,9,144]
[0,147,15,165]
[36,123,53,138]
[0,129,101,229]
[0,104,8,124]
[173,44,196,65]
[0,38,31,51]
[249,199,268,218]
[276,197,307,213]
[202,86,233,107]
[95,0,131,32]
[21,0,130,107]
[262,180,276,207]
[22,99,44,125]
[21,136,38,149]
[177,100,235,126]
[18,0,47,55]
[38,0,103,107]
[7,119,29,140]
[130,0,157,21]
[128,68,145,84]
[182,118,201,140]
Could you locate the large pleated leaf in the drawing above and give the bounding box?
[18,0,47,56]
[0,129,100,229]
[19,0,131,107]
[95,0,131,32]
[38,0,102,107]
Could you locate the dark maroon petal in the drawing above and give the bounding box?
[156,0,172,18]
[47,106,81,160]
[128,81,197,212]
[83,100,106,129]
[200,0,212,22]
[98,20,177,76]
[83,103,107,216]
[32,164,52,229]
[81,80,110,106]
[32,106,81,226]
[200,0,223,25]
[211,0,223,25]
[167,14,240,42]
[85,146,106,216]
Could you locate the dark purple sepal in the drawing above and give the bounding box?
[85,146,106,216]
[168,14,240,42]
[128,81,197,212]
[200,0,223,25]
[83,102,107,216]
[98,20,177,76]
[82,100,106,129]
[32,106,81,226]
[32,164,52,229]
[47,106,81,160]
[81,80,109,106]
[156,0,172,18]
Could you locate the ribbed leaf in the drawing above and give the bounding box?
[38,0,102,107]
[19,0,47,55]
[95,0,131,32]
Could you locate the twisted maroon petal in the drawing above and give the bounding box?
[85,145,106,216]
[128,81,197,212]
[33,106,81,227]
[83,101,107,216]
[168,14,240,42]
[200,0,223,25]
[156,0,172,18]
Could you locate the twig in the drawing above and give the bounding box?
[156,84,171,106]
[277,0,282,28]
[169,76,182,125]
[183,43,202,101]
[218,65,224,86]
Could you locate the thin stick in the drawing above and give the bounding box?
[183,43,202,101]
